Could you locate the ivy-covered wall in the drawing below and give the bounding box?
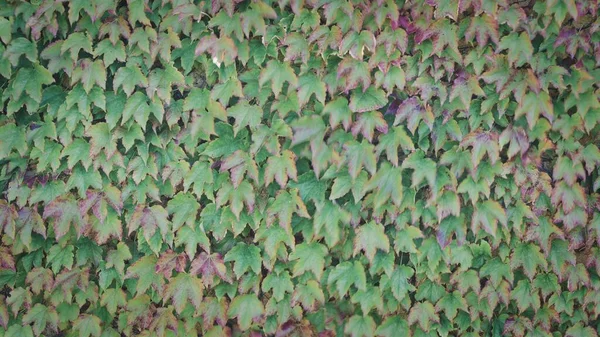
[1,0,600,336]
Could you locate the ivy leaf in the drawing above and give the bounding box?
[402,150,437,188]
[61,33,93,61]
[0,123,27,158]
[292,280,325,312]
[100,288,127,315]
[163,273,203,314]
[349,87,387,113]
[323,97,352,131]
[190,252,232,286]
[5,324,34,337]
[344,315,376,337]
[327,261,367,297]
[43,198,83,240]
[344,140,377,180]
[394,97,434,134]
[266,188,310,229]
[22,303,58,335]
[227,101,262,136]
[265,150,297,187]
[435,291,467,321]
[297,73,326,107]
[407,301,439,332]
[515,91,554,129]
[289,242,327,279]
[497,32,533,66]
[471,200,507,237]
[353,221,390,262]
[122,91,151,129]
[10,63,54,103]
[510,243,548,280]
[262,271,294,301]
[127,205,170,243]
[389,266,416,302]
[565,323,598,337]
[113,65,148,97]
[125,256,164,295]
[511,279,540,312]
[226,295,265,333]
[46,244,74,274]
[224,243,261,278]
[375,316,410,337]
[259,60,298,98]
[216,181,255,220]
[166,192,199,231]
[73,314,102,337]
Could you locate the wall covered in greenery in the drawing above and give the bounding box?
[1,0,600,336]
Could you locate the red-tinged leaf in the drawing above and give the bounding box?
[190,252,232,286]
[0,200,17,239]
[155,250,187,279]
[460,130,500,168]
[264,150,298,188]
[127,205,170,243]
[195,35,237,67]
[163,273,204,314]
[465,14,499,45]
[43,197,83,240]
[471,200,507,237]
[337,57,371,92]
[394,97,434,134]
[408,301,439,332]
[0,246,15,271]
[343,140,377,180]
[351,111,388,142]
[497,32,534,66]
[26,268,54,295]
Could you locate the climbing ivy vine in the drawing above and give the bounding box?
[1,0,600,336]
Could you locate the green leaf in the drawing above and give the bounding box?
[511,279,540,312]
[353,221,390,262]
[259,60,298,98]
[407,301,439,332]
[265,150,297,187]
[228,294,265,330]
[166,192,200,231]
[224,243,262,278]
[10,63,54,103]
[376,316,410,337]
[73,314,102,337]
[389,266,416,302]
[471,200,507,237]
[23,303,58,336]
[61,32,93,61]
[510,242,548,280]
[345,315,376,337]
[262,271,293,301]
[163,273,204,314]
[122,92,151,129]
[289,242,327,279]
[435,290,467,321]
[349,87,388,113]
[0,123,27,158]
[113,65,148,97]
[327,261,367,297]
[100,288,127,315]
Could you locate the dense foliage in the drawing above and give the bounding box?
[1,0,600,336]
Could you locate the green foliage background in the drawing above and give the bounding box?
[1,0,600,336]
